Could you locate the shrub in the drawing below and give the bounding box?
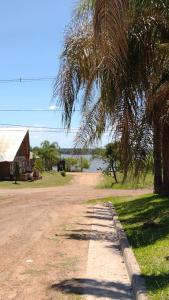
[34,158,44,173]
[60,171,66,177]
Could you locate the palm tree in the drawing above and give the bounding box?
[33,141,60,171]
[149,77,169,194]
[54,0,169,194]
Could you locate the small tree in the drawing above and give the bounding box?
[13,162,20,184]
[99,143,120,183]
[34,158,44,173]
[79,157,90,172]
[65,157,90,172]
[65,157,79,172]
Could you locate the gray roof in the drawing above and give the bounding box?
[0,128,29,162]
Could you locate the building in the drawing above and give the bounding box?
[0,128,31,180]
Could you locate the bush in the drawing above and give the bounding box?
[60,171,66,177]
[34,158,44,173]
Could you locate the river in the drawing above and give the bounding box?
[57,154,107,173]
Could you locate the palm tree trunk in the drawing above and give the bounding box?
[162,123,169,196]
[153,117,162,194]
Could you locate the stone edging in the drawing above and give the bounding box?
[107,202,148,300]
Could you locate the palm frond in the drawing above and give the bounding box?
[75,0,95,19]
[94,0,128,69]
[53,22,97,127]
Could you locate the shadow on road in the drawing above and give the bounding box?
[85,208,113,221]
[64,229,118,242]
[51,278,132,299]
[76,222,113,228]
[63,207,117,242]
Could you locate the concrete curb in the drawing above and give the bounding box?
[107,203,148,300]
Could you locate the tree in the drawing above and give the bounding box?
[32,141,60,171]
[65,156,90,172]
[33,158,44,173]
[54,0,169,195]
[151,80,169,195]
[79,157,90,171]
[65,157,79,172]
[103,143,120,183]
[94,142,122,183]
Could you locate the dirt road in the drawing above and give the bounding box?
[0,173,150,300]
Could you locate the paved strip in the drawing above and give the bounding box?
[85,204,133,300]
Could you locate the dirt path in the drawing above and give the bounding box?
[0,173,150,299]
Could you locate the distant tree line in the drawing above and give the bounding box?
[60,148,103,155]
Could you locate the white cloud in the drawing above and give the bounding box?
[49,104,57,110]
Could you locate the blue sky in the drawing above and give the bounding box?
[0,0,110,147]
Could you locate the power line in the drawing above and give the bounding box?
[0,123,79,132]
[29,130,77,133]
[0,109,57,112]
[0,124,113,134]
[0,129,78,134]
[0,108,81,112]
[0,77,56,83]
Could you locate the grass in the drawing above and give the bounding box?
[88,194,169,300]
[0,171,73,189]
[97,172,153,189]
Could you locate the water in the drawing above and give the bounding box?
[59,154,107,173]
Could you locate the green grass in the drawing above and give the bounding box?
[97,172,153,189]
[0,171,73,189]
[88,194,169,300]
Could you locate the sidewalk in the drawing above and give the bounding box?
[85,204,133,299]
